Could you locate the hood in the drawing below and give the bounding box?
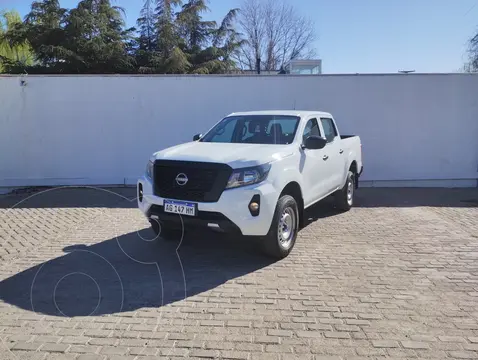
[153,142,295,169]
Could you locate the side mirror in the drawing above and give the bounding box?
[193,133,202,141]
[303,135,327,150]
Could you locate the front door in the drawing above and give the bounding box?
[299,118,333,206]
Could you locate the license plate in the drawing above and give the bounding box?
[164,200,197,217]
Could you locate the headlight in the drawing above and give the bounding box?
[146,160,154,179]
[226,163,271,189]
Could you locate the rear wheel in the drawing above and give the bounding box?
[262,195,299,259]
[334,171,355,211]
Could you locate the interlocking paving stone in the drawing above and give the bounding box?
[0,187,477,359]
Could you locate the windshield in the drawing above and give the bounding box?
[200,115,300,145]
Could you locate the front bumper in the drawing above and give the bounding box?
[146,205,242,234]
[137,176,278,236]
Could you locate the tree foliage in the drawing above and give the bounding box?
[1,0,135,73]
[135,0,244,74]
[0,0,314,74]
[0,10,34,72]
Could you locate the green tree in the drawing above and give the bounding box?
[155,0,188,73]
[63,0,135,73]
[3,0,134,73]
[3,0,245,74]
[137,0,157,52]
[135,0,189,73]
[0,10,34,73]
[175,1,244,74]
[211,9,246,73]
[135,0,244,74]
[135,0,157,72]
[3,0,73,73]
[175,0,214,73]
[22,0,69,70]
[176,0,215,51]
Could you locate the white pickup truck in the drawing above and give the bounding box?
[138,111,363,259]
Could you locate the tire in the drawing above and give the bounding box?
[150,220,181,241]
[334,171,355,211]
[262,195,299,259]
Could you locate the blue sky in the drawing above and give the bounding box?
[1,0,477,73]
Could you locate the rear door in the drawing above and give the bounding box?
[299,117,333,206]
[320,117,345,191]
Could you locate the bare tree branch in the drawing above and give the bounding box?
[468,30,478,72]
[236,0,317,71]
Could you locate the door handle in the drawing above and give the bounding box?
[339,149,344,154]
[323,155,329,161]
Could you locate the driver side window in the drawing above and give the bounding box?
[302,118,321,143]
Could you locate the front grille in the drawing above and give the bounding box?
[153,160,232,202]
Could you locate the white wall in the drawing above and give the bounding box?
[1,74,477,188]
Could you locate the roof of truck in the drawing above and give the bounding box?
[228,110,332,118]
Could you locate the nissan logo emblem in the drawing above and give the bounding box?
[175,173,188,186]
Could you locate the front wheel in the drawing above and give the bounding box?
[334,171,355,211]
[262,195,299,259]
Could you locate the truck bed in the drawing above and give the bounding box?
[339,135,363,184]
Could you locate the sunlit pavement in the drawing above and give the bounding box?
[0,187,477,360]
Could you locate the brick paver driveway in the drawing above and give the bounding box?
[0,187,477,360]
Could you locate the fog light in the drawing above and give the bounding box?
[249,202,259,212]
[249,195,261,217]
[138,183,143,203]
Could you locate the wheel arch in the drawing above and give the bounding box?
[279,181,304,228]
[348,160,359,188]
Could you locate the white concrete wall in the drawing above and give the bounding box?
[1,74,477,188]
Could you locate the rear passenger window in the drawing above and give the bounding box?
[320,118,338,143]
[302,118,321,143]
